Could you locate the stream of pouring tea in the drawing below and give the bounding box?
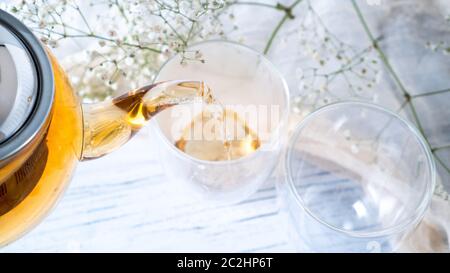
[82,80,260,160]
[82,81,214,159]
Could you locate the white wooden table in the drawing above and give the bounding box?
[2,127,293,252]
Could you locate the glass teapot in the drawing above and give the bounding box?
[0,10,212,246]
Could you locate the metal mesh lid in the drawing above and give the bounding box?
[0,24,37,143]
[0,10,54,163]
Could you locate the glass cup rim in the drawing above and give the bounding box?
[152,39,290,166]
[285,100,437,238]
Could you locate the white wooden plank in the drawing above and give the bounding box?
[1,127,294,252]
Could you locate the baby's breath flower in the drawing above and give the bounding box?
[292,0,381,111]
[6,0,233,101]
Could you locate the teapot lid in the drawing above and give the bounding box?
[0,10,54,163]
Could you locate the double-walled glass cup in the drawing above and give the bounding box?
[153,41,290,204]
[278,101,435,252]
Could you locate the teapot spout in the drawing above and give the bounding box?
[81,80,213,160]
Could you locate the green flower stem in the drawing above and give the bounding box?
[433,144,450,152]
[351,0,411,96]
[412,88,450,98]
[264,0,304,54]
[233,1,279,9]
[351,0,449,174]
[435,154,450,173]
[351,0,424,130]
[37,28,163,54]
[264,14,289,54]
[232,0,303,54]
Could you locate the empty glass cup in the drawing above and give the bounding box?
[152,41,290,204]
[278,101,436,252]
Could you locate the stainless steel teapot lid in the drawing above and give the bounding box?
[0,24,37,142]
[0,10,54,162]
